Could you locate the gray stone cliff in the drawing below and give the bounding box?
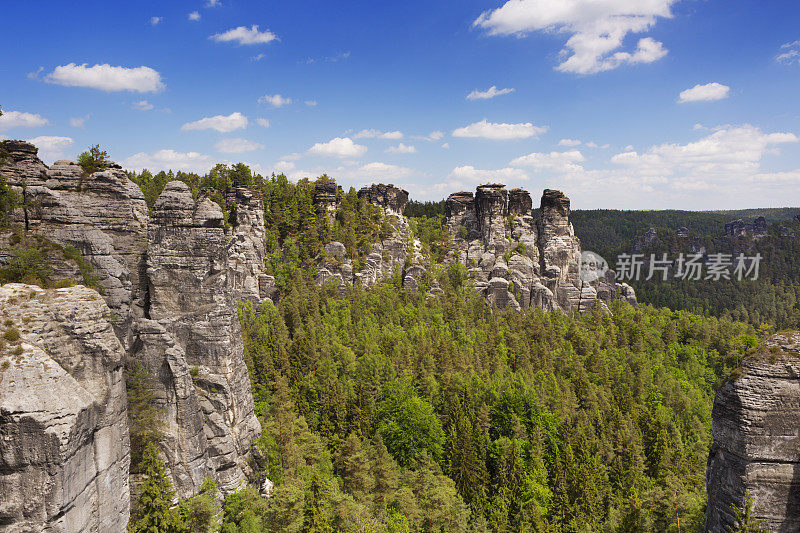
[706,331,800,532]
[134,181,261,497]
[0,284,130,532]
[0,141,263,506]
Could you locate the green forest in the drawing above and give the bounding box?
[0,154,786,532]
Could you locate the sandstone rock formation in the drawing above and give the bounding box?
[0,140,149,348]
[0,142,263,501]
[725,217,768,239]
[224,187,276,303]
[446,185,633,312]
[706,331,800,532]
[312,180,635,312]
[134,181,261,497]
[0,284,130,532]
[316,184,427,290]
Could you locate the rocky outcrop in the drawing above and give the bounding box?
[0,284,130,532]
[316,183,425,290]
[0,143,264,502]
[446,185,629,312]
[313,181,339,225]
[725,217,768,239]
[134,181,261,497]
[706,331,800,532]
[0,141,149,347]
[225,187,276,303]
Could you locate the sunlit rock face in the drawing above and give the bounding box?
[0,143,267,503]
[0,284,130,532]
[706,331,800,533]
[445,184,635,312]
[134,181,261,498]
[315,183,428,290]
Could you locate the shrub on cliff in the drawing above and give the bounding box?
[77,144,112,174]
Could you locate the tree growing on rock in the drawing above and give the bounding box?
[77,144,111,174]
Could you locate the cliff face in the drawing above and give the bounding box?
[1,142,149,347]
[0,284,130,532]
[706,331,800,532]
[313,181,634,312]
[135,181,261,497]
[0,142,263,502]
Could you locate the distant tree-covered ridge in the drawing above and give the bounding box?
[570,208,800,329]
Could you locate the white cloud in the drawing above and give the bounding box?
[215,138,264,153]
[449,165,529,184]
[133,100,154,111]
[474,0,675,74]
[252,53,266,61]
[305,100,318,106]
[258,94,292,108]
[181,112,248,133]
[150,16,163,26]
[354,129,404,140]
[70,114,90,128]
[273,160,295,174]
[467,85,515,100]
[45,63,165,93]
[206,0,221,6]
[610,125,797,178]
[678,82,730,103]
[306,51,351,64]
[0,110,48,131]
[510,149,586,173]
[386,143,417,154]
[558,138,582,146]
[428,131,444,141]
[188,11,201,21]
[777,41,800,65]
[281,153,301,161]
[307,137,367,158]
[441,143,450,149]
[351,162,412,181]
[122,149,215,173]
[452,119,547,140]
[211,25,277,45]
[256,118,270,128]
[26,136,73,161]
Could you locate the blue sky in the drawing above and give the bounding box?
[2,0,800,209]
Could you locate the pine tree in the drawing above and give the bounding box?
[727,493,766,533]
[130,442,183,532]
[302,471,333,532]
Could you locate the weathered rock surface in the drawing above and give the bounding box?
[0,142,264,503]
[0,284,130,532]
[316,184,425,290]
[446,185,633,312]
[225,187,275,303]
[0,141,149,346]
[706,331,800,532]
[134,181,261,497]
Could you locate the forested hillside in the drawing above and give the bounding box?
[570,209,800,329]
[227,273,757,531]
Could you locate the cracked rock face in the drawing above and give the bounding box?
[135,181,261,498]
[0,141,149,347]
[706,331,800,532]
[0,284,130,532]
[445,185,633,312]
